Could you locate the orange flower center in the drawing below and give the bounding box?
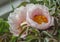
[33,15,48,24]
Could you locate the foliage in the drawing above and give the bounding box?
[0,18,9,34]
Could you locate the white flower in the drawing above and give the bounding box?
[8,4,54,37]
[26,4,54,29]
[8,6,27,38]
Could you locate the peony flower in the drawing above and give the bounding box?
[26,4,54,29]
[8,6,27,38]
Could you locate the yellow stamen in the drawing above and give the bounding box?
[33,15,48,24]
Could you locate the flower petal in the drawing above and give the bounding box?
[8,6,26,36]
[26,4,54,29]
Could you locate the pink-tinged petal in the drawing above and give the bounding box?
[8,6,27,37]
[26,4,54,29]
[49,17,54,26]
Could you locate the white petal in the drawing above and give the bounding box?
[26,4,54,29]
[49,17,54,26]
[8,6,26,36]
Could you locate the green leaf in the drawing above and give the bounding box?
[57,28,60,41]
[25,35,39,42]
[43,0,49,7]
[9,36,17,42]
[30,0,44,4]
[18,26,27,39]
[44,37,49,42]
[29,26,40,36]
[10,0,15,12]
[30,0,37,4]
[42,31,53,38]
[17,2,29,8]
[0,18,9,35]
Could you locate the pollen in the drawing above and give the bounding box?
[33,15,48,24]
